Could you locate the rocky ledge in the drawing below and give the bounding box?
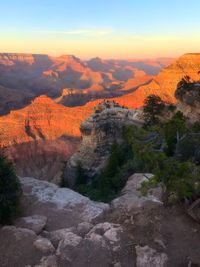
[0,173,169,267]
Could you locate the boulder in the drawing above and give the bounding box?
[20,177,109,230]
[34,255,58,267]
[49,227,77,247]
[112,173,163,212]
[77,222,94,237]
[34,237,55,254]
[56,232,82,262]
[0,226,42,267]
[15,215,47,234]
[136,245,168,267]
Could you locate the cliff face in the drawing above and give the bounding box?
[64,101,143,187]
[0,95,92,183]
[112,53,200,108]
[0,95,92,147]
[0,53,173,114]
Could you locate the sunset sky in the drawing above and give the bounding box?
[1,0,200,59]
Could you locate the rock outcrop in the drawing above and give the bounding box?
[64,101,143,187]
[20,177,109,229]
[111,53,200,109]
[111,173,163,212]
[175,81,200,122]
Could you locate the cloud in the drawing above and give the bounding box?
[129,35,182,41]
[31,29,112,36]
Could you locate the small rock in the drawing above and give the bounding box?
[49,227,76,247]
[15,215,47,234]
[56,232,82,261]
[34,237,55,254]
[104,227,122,243]
[136,245,168,267]
[77,222,93,236]
[34,255,58,267]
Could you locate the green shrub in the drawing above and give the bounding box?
[0,155,22,224]
[164,111,187,156]
[143,94,165,125]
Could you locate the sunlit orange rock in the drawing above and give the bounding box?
[0,95,93,147]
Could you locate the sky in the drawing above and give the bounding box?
[0,0,200,59]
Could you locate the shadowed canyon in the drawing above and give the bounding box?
[1,53,200,181]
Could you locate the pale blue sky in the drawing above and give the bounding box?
[0,0,200,58]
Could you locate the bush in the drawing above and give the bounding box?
[0,155,22,224]
[143,94,165,125]
[164,111,187,156]
[74,141,133,202]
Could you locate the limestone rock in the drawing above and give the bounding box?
[112,173,163,212]
[34,237,55,254]
[20,177,109,230]
[15,215,47,234]
[136,245,168,267]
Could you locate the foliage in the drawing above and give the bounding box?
[167,104,176,112]
[176,134,200,163]
[73,94,200,205]
[74,141,133,202]
[143,94,165,125]
[0,155,22,224]
[164,111,187,156]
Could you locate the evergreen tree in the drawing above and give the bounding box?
[0,155,21,224]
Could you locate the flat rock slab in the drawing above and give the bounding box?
[20,177,109,231]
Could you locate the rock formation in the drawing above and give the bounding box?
[0,95,92,182]
[64,101,143,187]
[0,53,173,114]
[175,81,200,122]
[111,53,200,109]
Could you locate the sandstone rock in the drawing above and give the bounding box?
[112,173,163,212]
[15,215,47,234]
[136,245,168,267]
[34,237,55,254]
[117,53,200,110]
